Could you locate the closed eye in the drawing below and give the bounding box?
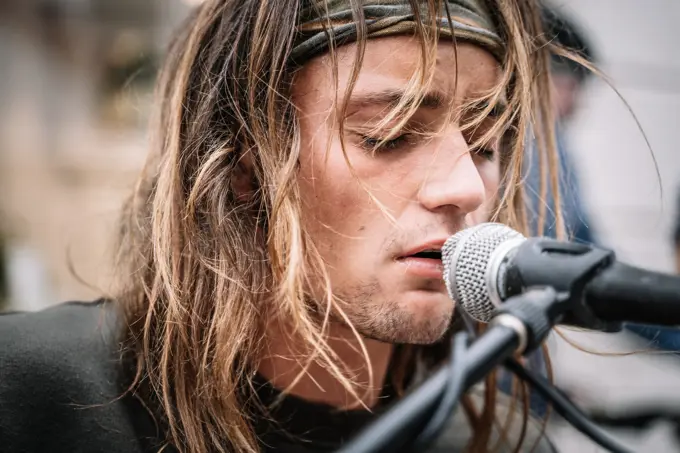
[359,134,413,153]
[472,146,497,162]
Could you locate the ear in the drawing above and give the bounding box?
[232,150,256,202]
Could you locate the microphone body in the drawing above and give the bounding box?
[586,261,680,326]
[443,223,680,329]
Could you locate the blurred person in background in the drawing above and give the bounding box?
[625,190,680,351]
[0,1,572,452]
[498,5,598,417]
[525,5,597,243]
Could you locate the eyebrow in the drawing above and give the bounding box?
[466,99,508,119]
[346,89,448,112]
[346,88,507,118]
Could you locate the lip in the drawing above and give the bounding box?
[397,257,444,279]
[396,238,448,280]
[398,239,448,259]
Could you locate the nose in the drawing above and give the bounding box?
[417,129,486,215]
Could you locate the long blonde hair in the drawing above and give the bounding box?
[115,1,562,452]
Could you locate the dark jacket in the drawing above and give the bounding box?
[0,301,556,453]
[0,301,163,453]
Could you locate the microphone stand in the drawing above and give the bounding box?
[336,289,558,453]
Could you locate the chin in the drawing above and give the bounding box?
[356,291,454,345]
[400,294,454,344]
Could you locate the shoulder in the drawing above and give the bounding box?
[0,301,156,453]
[0,300,119,381]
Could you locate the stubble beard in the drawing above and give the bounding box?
[337,280,453,345]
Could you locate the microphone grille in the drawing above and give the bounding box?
[442,223,524,322]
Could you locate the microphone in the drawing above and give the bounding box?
[442,223,680,329]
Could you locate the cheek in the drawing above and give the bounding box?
[469,161,501,224]
[482,159,501,195]
[298,143,367,237]
[473,157,500,200]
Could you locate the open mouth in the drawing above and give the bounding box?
[397,248,444,279]
[409,250,442,260]
[396,241,447,279]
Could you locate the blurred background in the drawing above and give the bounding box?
[0,0,679,451]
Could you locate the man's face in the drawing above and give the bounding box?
[551,71,582,121]
[292,37,502,344]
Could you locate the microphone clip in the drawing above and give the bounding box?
[506,238,622,332]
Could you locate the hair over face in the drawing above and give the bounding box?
[115,1,562,452]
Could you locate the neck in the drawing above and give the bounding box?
[258,319,393,409]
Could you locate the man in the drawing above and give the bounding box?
[500,7,598,417]
[1,1,562,452]
[626,191,680,351]
[525,6,597,243]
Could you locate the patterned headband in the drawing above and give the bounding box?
[292,0,505,63]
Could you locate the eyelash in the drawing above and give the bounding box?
[359,134,412,153]
[472,146,497,162]
[360,134,497,162]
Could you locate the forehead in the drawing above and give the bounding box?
[292,35,502,105]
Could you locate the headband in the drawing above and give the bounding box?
[292,0,505,63]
